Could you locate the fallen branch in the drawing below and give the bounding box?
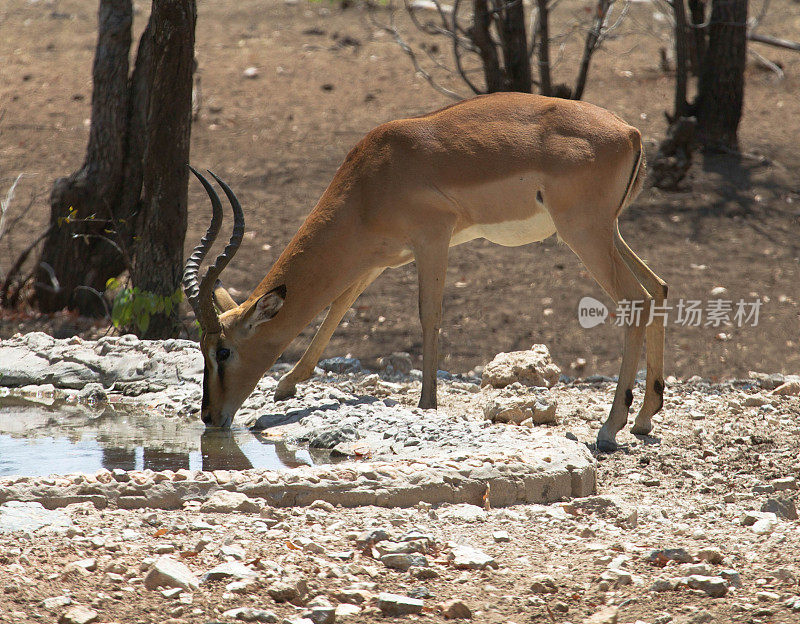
[748,48,784,79]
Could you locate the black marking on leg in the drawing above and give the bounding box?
[654,379,664,396]
[625,388,633,408]
[536,190,544,203]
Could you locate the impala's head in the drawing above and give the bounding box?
[182,168,286,428]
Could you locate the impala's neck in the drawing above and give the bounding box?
[246,196,363,356]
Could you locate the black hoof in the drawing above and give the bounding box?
[595,438,619,453]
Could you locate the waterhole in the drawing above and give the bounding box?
[0,392,332,477]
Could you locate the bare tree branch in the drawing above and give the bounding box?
[0,173,25,242]
[748,32,800,52]
[370,7,465,99]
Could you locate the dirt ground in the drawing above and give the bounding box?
[2,3,799,623]
[1,0,799,379]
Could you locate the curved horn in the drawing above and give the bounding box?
[183,166,224,328]
[195,170,245,334]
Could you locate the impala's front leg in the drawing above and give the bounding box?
[413,227,452,410]
[275,271,382,400]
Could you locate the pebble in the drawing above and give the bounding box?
[380,553,428,571]
[761,497,798,520]
[267,578,306,603]
[200,491,260,514]
[481,345,561,389]
[58,606,98,624]
[449,544,497,569]
[221,607,278,622]
[203,561,258,581]
[306,606,336,624]
[583,606,619,624]
[492,530,511,542]
[650,578,676,592]
[43,595,73,609]
[684,575,728,597]
[440,598,471,619]
[719,569,742,588]
[530,575,557,594]
[696,548,724,564]
[600,567,632,586]
[377,592,424,616]
[143,556,200,591]
[335,603,361,619]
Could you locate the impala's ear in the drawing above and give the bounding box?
[252,285,286,326]
[213,280,238,312]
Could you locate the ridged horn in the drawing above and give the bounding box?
[197,171,245,334]
[183,168,245,335]
[183,165,224,329]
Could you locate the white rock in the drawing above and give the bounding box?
[377,592,424,615]
[752,517,777,535]
[741,510,777,526]
[438,504,486,523]
[58,605,98,624]
[203,561,258,582]
[221,607,278,622]
[683,575,728,597]
[43,595,72,610]
[200,491,261,514]
[143,556,200,591]
[335,603,361,619]
[449,544,497,569]
[481,345,561,389]
[221,544,246,560]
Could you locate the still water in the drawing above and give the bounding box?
[0,393,330,477]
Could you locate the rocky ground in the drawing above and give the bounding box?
[0,335,799,623]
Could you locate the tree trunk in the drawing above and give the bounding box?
[573,0,612,100]
[687,0,706,75]
[497,0,532,92]
[672,0,690,119]
[534,0,552,96]
[696,0,748,151]
[35,0,133,314]
[471,0,505,92]
[130,0,196,339]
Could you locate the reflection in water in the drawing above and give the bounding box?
[101,448,190,472]
[0,394,331,477]
[201,430,253,471]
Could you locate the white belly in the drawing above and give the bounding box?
[451,211,557,248]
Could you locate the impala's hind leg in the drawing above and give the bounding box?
[552,220,650,451]
[614,223,668,436]
[274,269,383,400]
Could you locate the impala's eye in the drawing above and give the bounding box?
[216,347,231,362]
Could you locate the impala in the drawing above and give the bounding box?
[183,92,667,450]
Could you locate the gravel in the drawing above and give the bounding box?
[0,334,799,622]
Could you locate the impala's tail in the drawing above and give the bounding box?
[616,134,646,218]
